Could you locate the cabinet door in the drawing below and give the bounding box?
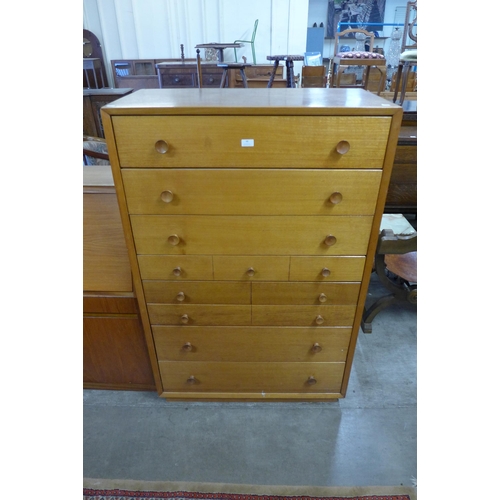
[83,315,155,390]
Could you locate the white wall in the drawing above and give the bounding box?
[83,0,310,86]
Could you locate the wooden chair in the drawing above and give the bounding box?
[332,28,387,95]
[361,214,417,333]
[301,65,326,88]
[234,19,258,64]
[393,1,417,105]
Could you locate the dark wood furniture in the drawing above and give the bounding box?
[361,214,417,333]
[83,165,155,391]
[111,59,195,90]
[156,61,225,88]
[83,29,108,88]
[266,55,304,87]
[385,101,417,214]
[101,88,402,402]
[83,88,133,138]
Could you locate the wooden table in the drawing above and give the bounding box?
[195,43,242,62]
[266,55,304,88]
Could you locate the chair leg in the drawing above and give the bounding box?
[251,43,256,64]
[361,294,397,333]
[234,48,238,62]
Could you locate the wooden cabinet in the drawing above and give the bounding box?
[83,165,156,390]
[101,88,402,401]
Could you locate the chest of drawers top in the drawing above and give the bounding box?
[102,88,401,116]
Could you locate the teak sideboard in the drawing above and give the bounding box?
[101,88,402,402]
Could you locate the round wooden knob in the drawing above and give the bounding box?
[186,375,196,384]
[321,267,331,277]
[315,315,325,325]
[182,342,193,352]
[307,376,317,385]
[336,140,350,155]
[246,267,255,277]
[168,234,180,246]
[324,235,337,246]
[155,140,169,154]
[161,190,174,203]
[329,192,343,205]
[173,267,182,277]
[318,293,327,303]
[176,292,185,302]
[181,314,189,324]
[311,343,322,353]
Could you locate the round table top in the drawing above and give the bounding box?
[266,55,304,61]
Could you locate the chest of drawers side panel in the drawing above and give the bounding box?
[339,106,403,395]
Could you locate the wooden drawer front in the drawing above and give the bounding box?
[160,72,197,88]
[252,305,356,326]
[130,215,373,255]
[289,256,366,281]
[112,116,390,169]
[153,326,351,362]
[148,304,252,326]
[159,361,345,393]
[213,256,290,281]
[122,169,382,215]
[201,71,224,87]
[83,294,138,314]
[251,282,360,305]
[143,281,251,304]
[137,255,213,280]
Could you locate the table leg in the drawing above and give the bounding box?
[239,68,248,88]
[267,59,280,88]
[286,57,295,88]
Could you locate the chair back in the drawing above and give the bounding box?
[333,28,375,55]
[301,65,326,88]
[401,1,417,51]
[250,19,258,42]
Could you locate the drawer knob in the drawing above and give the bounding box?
[321,267,331,277]
[155,140,169,154]
[311,343,323,353]
[168,234,180,246]
[181,314,189,324]
[186,375,197,384]
[161,190,174,203]
[329,192,343,205]
[173,266,182,277]
[315,315,325,325]
[307,376,317,385]
[336,140,350,155]
[318,293,327,303]
[246,267,255,277]
[176,292,185,302]
[324,235,337,246]
[182,342,193,352]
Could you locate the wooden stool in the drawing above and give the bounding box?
[218,63,251,88]
[361,214,417,333]
[266,55,304,88]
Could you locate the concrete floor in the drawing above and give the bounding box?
[83,272,417,487]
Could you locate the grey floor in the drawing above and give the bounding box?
[83,272,417,487]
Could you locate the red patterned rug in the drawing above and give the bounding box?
[83,489,411,500]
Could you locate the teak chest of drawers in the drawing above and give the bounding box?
[101,88,402,401]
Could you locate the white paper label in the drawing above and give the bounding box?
[241,139,254,147]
